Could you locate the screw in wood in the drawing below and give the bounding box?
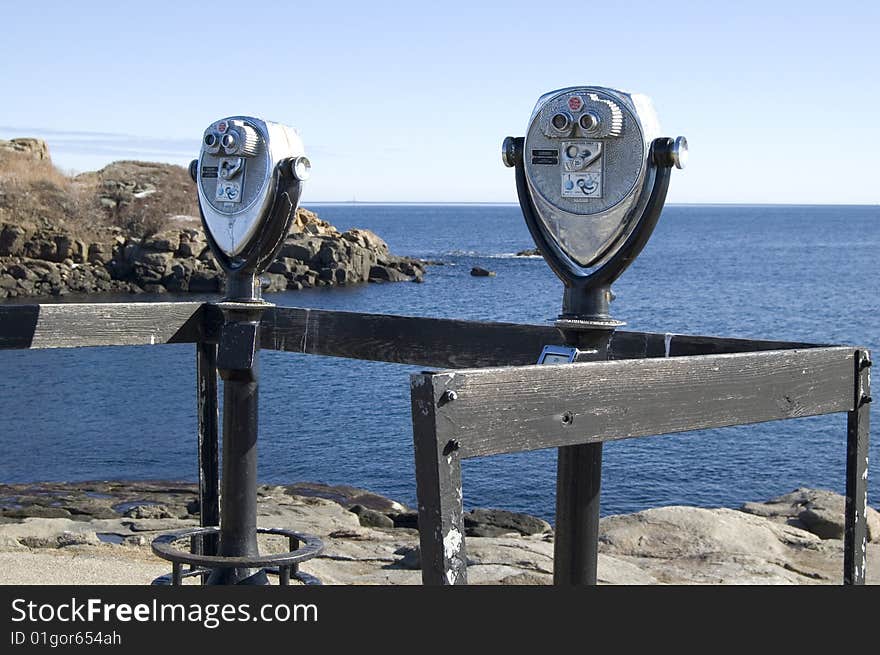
[561,411,574,426]
[444,390,458,402]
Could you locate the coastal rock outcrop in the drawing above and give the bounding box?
[0,138,50,161]
[515,248,540,257]
[0,210,424,299]
[0,139,426,299]
[0,482,876,585]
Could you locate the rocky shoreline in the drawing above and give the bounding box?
[0,209,426,300]
[0,480,877,585]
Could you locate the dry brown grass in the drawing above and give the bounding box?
[0,150,70,188]
[0,150,91,235]
[0,150,199,240]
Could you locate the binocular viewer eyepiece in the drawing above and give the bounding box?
[503,86,687,325]
[191,116,311,302]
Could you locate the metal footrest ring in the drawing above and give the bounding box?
[150,526,324,586]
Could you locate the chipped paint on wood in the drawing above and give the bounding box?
[443,527,462,562]
[411,372,467,585]
[443,517,464,585]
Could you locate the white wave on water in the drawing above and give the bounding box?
[443,250,542,259]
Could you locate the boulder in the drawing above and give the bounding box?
[341,228,389,256]
[0,224,28,256]
[176,231,205,258]
[346,243,379,282]
[465,525,518,537]
[188,269,222,292]
[470,266,496,277]
[53,235,72,261]
[597,505,844,584]
[389,511,419,529]
[740,488,880,542]
[61,499,119,520]
[284,482,409,514]
[267,259,292,274]
[349,505,394,529]
[135,250,174,268]
[262,273,288,293]
[87,242,112,265]
[142,230,180,253]
[318,239,346,266]
[123,504,175,520]
[291,207,336,236]
[279,237,323,262]
[7,262,35,280]
[369,265,411,282]
[464,508,552,537]
[24,234,64,262]
[0,138,50,160]
[133,251,173,283]
[389,258,424,280]
[162,259,196,292]
[70,240,87,263]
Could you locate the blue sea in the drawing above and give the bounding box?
[0,204,877,520]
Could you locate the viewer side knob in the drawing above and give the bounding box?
[501,136,521,168]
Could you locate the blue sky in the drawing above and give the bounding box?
[1,0,877,203]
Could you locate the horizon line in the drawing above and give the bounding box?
[302,201,880,208]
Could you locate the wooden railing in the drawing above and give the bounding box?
[0,301,870,585]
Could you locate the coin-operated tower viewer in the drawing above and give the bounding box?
[503,87,687,585]
[193,116,313,584]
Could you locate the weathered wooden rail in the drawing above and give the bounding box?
[0,301,871,585]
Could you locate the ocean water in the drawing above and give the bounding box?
[0,204,877,520]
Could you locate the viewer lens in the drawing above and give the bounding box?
[579,113,598,130]
[551,113,570,130]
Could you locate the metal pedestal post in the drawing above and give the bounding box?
[554,441,603,585]
[552,286,618,586]
[206,297,271,585]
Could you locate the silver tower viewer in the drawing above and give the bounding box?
[504,86,686,324]
[194,116,311,301]
[504,85,686,586]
